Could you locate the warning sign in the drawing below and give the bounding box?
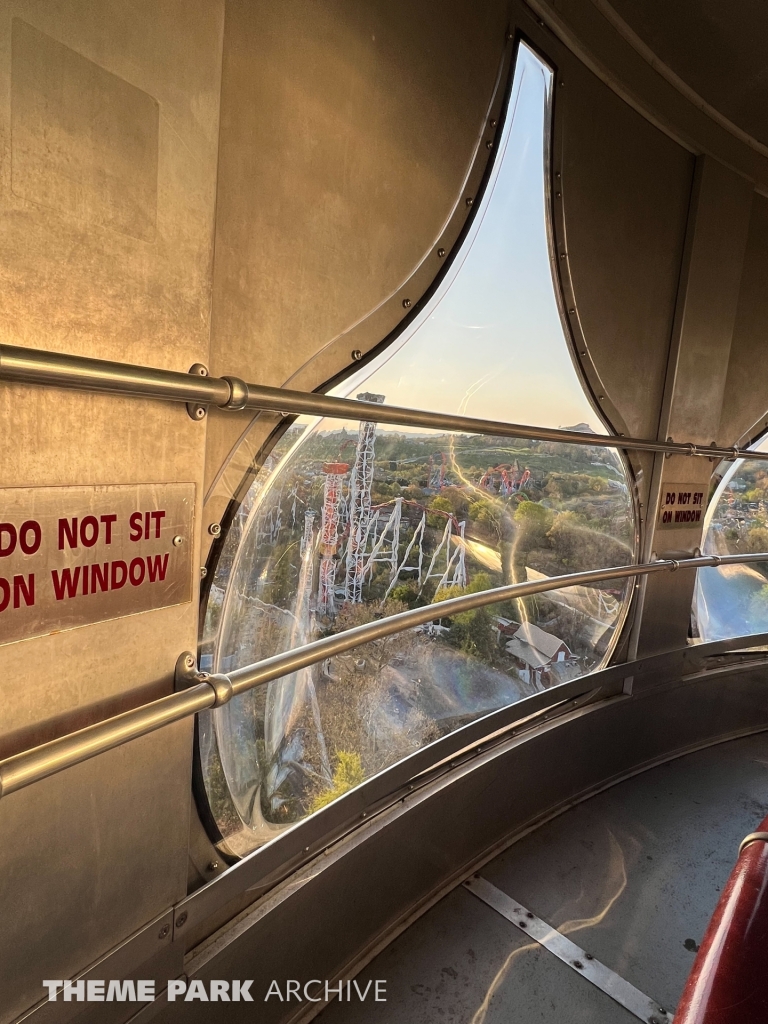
[0,483,195,646]
[657,482,705,529]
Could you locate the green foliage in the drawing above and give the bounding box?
[310,751,366,812]
[427,496,453,529]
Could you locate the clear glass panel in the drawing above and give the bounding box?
[199,43,637,854]
[693,437,768,642]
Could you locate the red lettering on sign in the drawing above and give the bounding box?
[147,553,169,583]
[0,578,9,611]
[19,520,42,555]
[0,524,17,557]
[150,511,166,538]
[58,518,79,550]
[100,514,117,544]
[111,561,128,590]
[51,567,81,600]
[14,574,34,608]
[129,512,143,542]
[80,515,99,547]
[129,557,146,587]
[91,563,109,593]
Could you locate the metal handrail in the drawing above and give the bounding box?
[1,552,766,800]
[1,343,765,461]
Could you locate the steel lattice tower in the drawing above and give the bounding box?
[318,462,348,618]
[345,393,385,603]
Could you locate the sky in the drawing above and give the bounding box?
[330,43,602,435]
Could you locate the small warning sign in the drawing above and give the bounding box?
[0,483,195,646]
[657,482,705,529]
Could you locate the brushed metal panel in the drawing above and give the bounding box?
[559,54,694,441]
[0,722,192,1024]
[0,483,194,646]
[606,0,768,150]
[204,0,510,494]
[11,19,159,241]
[720,193,768,445]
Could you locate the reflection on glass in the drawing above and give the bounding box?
[199,44,637,854]
[694,438,768,642]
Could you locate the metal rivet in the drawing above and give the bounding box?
[599,395,605,401]
[173,535,184,547]
[351,349,363,361]
[304,846,310,853]
[486,140,493,150]
[580,350,586,356]
[466,197,474,207]
[560,80,565,86]
[158,924,170,939]
[556,172,561,178]
[526,912,534,919]
[208,861,219,872]
[175,912,187,928]
[437,247,446,258]
[585,953,594,960]
[490,118,497,128]
[402,298,411,309]
[361,812,367,818]
[208,523,222,537]
[573,960,583,969]
[200,567,208,578]
[560,252,567,259]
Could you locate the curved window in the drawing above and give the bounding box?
[199,43,637,854]
[693,437,768,642]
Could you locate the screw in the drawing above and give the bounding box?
[208,861,219,872]
[437,247,446,258]
[158,924,170,939]
[402,298,411,309]
[650,1018,662,1024]
[486,140,493,150]
[188,363,208,377]
[573,960,583,969]
[208,523,222,537]
[200,567,208,578]
[490,119,497,128]
[560,80,565,86]
[361,812,367,818]
[518,921,527,928]
[526,912,534,918]
[173,535,184,547]
[191,405,206,420]
[585,953,594,960]
[305,846,310,853]
[175,912,188,928]
[351,349,363,361]
[466,197,473,207]
[560,252,567,259]
[184,654,195,670]
[580,350,586,355]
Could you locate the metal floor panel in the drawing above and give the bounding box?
[317,732,768,1024]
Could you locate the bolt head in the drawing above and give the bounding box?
[173,535,184,547]
[351,349,363,361]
